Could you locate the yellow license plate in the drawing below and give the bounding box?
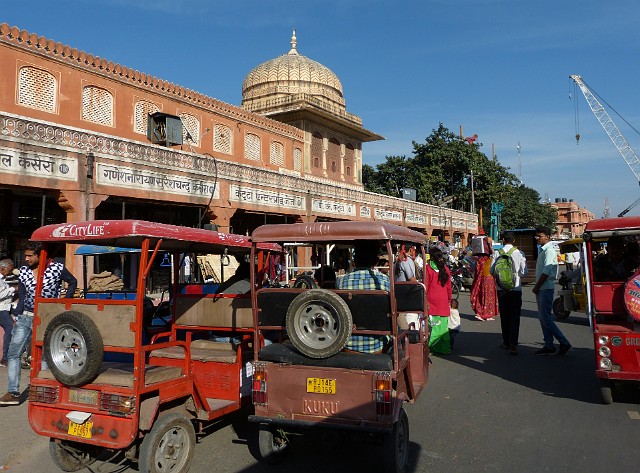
[306,377,336,394]
[68,421,93,439]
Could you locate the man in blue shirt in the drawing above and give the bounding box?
[336,240,389,353]
[532,226,572,356]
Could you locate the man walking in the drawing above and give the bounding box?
[0,243,77,405]
[532,226,572,356]
[491,232,527,355]
[0,259,16,367]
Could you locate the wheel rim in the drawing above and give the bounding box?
[292,301,340,350]
[270,430,288,453]
[154,425,191,472]
[49,324,88,376]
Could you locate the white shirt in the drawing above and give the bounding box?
[490,244,528,291]
[0,274,15,312]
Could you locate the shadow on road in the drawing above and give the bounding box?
[444,312,603,405]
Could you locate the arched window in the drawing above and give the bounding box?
[134,99,160,134]
[311,132,323,169]
[17,66,57,112]
[245,133,261,161]
[82,86,113,126]
[214,124,232,154]
[293,148,302,171]
[179,112,201,147]
[270,141,285,166]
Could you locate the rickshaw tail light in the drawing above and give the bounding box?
[599,358,612,370]
[374,372,392,416]
[99,393,136,414]
[253,362,267,406]
[29,385,59,404]
[598,346,611,357]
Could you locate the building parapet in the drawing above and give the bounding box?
[0,23,304,143]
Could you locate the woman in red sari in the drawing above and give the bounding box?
[470,237,499,321]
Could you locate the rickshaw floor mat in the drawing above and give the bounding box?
[37,362,183,387]
[258,342,394,371]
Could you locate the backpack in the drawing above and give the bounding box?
[494,247,517,291]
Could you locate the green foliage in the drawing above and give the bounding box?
[362,123,557,232]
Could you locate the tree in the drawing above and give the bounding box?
[363,123,557,231]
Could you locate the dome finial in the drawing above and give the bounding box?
[288,29,298,55]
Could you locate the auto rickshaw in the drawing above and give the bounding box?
[248,221,430,473]
[583,217,640,404]
[553,238,587,319]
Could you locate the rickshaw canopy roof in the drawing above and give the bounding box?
[75,245,142,255]
[584,216,640,238]
[559,238,583,254]
[251,221,427,244]
[31,220,281,254]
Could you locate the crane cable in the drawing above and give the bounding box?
[573,81,580,144]
[582,78,640,138]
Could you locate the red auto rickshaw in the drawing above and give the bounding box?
[583,217,640,403]
[27,220,280,472]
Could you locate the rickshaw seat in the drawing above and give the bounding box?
[258,342,394,371]
[151,340,239,363]
[38,363,182,388]
[173,294,253,328]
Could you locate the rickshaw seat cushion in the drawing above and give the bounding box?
[394,283,426,312]
[38,362,182,387]
[258,342,393,371]
[151,340,238,363]
[257,289,392,331]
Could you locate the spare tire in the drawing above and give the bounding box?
[285,289,352,358]
[43,311,104,387]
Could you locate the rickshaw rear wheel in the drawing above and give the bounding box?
[383,407,410,473]
[139,413,196,473]
[257,424,289,464]
[43,311,104,387]
[286,289,353,359]
[552,297,570,319]
[49,439,102,472]
[600,379,613,405]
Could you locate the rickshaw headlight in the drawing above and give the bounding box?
[599,358,612,370]
[597,335,609,346]
[598,346,611,357]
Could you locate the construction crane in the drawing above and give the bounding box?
[570,75,640,216]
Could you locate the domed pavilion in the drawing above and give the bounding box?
[241,30,383,184]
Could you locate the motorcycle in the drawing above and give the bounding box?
[450,261,474,294]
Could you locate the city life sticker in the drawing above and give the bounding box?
[624,271,640,322]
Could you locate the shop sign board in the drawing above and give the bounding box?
[312,198,356,217]
[97,163,219,199]
[0,147,77,181]
[230,184,304,211]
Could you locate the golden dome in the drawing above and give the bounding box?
[242,31,346,113]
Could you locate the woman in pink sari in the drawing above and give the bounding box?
[470,237,499,321]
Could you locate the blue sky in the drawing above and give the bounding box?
[4,0,640,217]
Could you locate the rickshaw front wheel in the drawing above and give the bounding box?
[257,424,289,464]
[553,297,571,319]
[49,439,102,472]
[600,379,614,405]
[383,407,410,473]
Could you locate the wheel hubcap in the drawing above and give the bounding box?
[294,302,339,349]
[50,324,88,376]
[155,427,189,472]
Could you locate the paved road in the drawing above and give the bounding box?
[2,286,640,472]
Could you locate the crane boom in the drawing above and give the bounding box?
[570,74,640,182]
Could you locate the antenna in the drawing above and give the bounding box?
[517,141,522,182]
